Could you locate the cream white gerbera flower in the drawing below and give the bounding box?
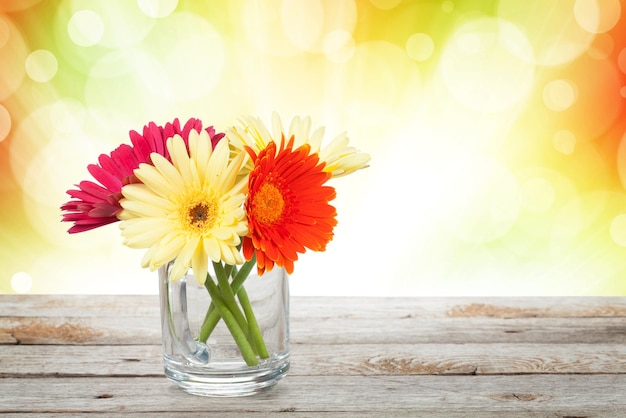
[227,112,370,178]
[118,130,248,284]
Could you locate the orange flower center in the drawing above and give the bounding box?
[252,182,285,224]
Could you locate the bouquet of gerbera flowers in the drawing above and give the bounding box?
[61,113,369,366]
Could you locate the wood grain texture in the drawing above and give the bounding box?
[1,375,625,415]
[0,295,624,416]
[1,343,625,377]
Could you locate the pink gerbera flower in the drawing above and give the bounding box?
[61,118,224,234]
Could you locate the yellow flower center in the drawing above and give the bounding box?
[252,182,285,224]
[180,195,218,233]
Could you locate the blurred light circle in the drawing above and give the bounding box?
[338,41,422,125]
[439,156,521,243]
[509,166,577,242]
[406,33,434,62]
[0,104,10,142]
[619,48,626,73]
[0,0,43,12]
[441,1,454,13]
[543,79,577,111]
[553,130,576,155]
[10,107,51,187]
[69,0,154,48]
[616,132,626,190]
[282,0,324,51]
[11,272,32,293]
[521,177,555,214]
[245,0,356,56]
[85,49,170,131]
[323,30,355,63]
[50,98,87,133]
[0,15,27,100]
[25,49,58,82]
[369,0,402,10]
[243,0,301,56]
[440,17,535,113]
[560,56,622,141]
[610,214,626,247]
[142,12,224,102]
[137,0,178,18]
[498,0,595,66]
[587,33,613,60]
[0,15,9,48]
[574,0,620,34]
[67,10,104,46]
[551,191,620,251]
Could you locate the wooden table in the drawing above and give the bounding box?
[1,295,625,416]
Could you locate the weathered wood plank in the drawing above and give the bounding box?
[2,314,625,345]
[2,295,626,319]
[1,343,625,377]
[291,316,626,344]
[0,295,160,318]
[0,316,160,345]
[2,295,624,415]
[0,414,563,418]
[0,375,624,414]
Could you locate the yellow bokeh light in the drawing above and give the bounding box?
[282,0,324,51]
[406,33,434,62]
[441,1,454,13]
[142,12,225,103]
[50,98,87,134]
[137,0,178,18]
[610,214,626,247]
[243,0,356,56]
[338,40,422,126]
[574,0,621,34]
[543,79,578,112]
[616,133,626,190]
[0,104,10,142]
[565,57,622,140]
[521,177,556,214]
[243,0,305,57]
[369,0,402,10]
[10,271,32,294]
[85,50,170,132]
[553,130,577,155]
[498,0,595,66]
[439,17,535,113]
[438,156,521,244]
[25,49,58,82]
[67,10,104,46]
[322,30,355,63]
[68,0,154,48]
[0,15,27,100]
[587,33,614,60]
[0,14,9,47]
[618,48,626,73]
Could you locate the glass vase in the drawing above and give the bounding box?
[158,260,290,397]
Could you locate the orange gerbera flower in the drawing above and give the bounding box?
[242,138,337,275]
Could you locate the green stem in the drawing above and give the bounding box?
[238,286,269,359]
[231,253,256,290]
[204,278,259,366]
[198,256,256,343]
[212,261,250,338]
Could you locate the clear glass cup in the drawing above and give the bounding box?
[158,260,290,397]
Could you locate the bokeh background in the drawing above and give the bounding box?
[2,0,626,296]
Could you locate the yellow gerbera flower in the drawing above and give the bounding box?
[118,130,248,284]
[227,112,370,178]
